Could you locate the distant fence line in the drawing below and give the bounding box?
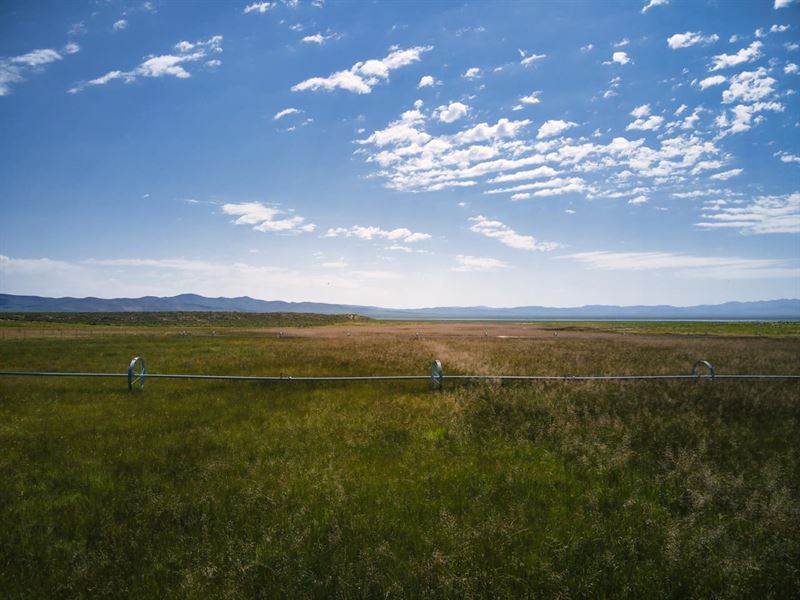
[1,358,800,391]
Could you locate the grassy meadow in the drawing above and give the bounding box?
[1,316,799,597]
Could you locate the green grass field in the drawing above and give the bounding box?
[1,317,799,597]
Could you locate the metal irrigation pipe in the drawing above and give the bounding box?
[0,358,799,391]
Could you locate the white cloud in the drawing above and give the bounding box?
[613,38,630,48]
[0,65,22,96]
[301,32,340,45]
[698,75,726,89]
[537,119,578,139]
[697,192,800,233]
[273,107,301,120]
[243,2,273,13]
[774,150,800,163]
[667,31,719,49]
[469,215,560,251]
[680,106,703,130]
[1,48,64,96]
[721,68,776,103]
[452,255,508,272]
[581,43,594,52]
[323,225,430,243]
[626,105,664,131]
[63,42,80,55]
[113,19,128,31]
[785,63,799,74]
[0,254,417,306]
[563,250,797,279]
[771,24,790,33]
[710,41,763,70]
[488,165,558,183]
[435,101,469,123]
[69,35,223,93]
[626,115,664,131]
[222,201,316,234]
[356,107,430,147]
[292,45,432,94]
[612,51,630,65]
[417,75,436,88]
[486,176,586,195]
[510,179,587,200]
[11,49,62,66]
[641,0,669,13]
[518,91,542,106]
[628,195,648,205]
[715,101,784,135]
[519,49,547,67]
[463,67,481,79]
[774,0,797,8]
[710,168,743,180]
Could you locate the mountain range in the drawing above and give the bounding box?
[1,293,799,320]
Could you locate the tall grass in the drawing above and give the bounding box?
[1,322,798,597]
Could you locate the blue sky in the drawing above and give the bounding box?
[1,0,799,308]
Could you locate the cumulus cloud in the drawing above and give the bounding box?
[469,215,560,251]
[611,51,630,65]
[697,192,800,233]
[451,255,508,272]
[462,67,481,79]
[715,101,784,135]
[417,75,437,88]
[721,68,776,103]
[323,225,431,243]
[537,119,578,139]
[435,101,469,123]
[63,42,80,55]
[667,31,719,49]
[69,35,223,93]
[513,90,542,110]
[628,195,648,205]
[625,104,664,130]
[698,74,726,89]
[785,63,799,74]
[710,41,763,70]
[774,0,797,8]
[222,201,315,233]
[113,19,127,31]
[292,45,432,94]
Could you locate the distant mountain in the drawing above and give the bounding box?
[2,293,799,320]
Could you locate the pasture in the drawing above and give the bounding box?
[1,317,799,597]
